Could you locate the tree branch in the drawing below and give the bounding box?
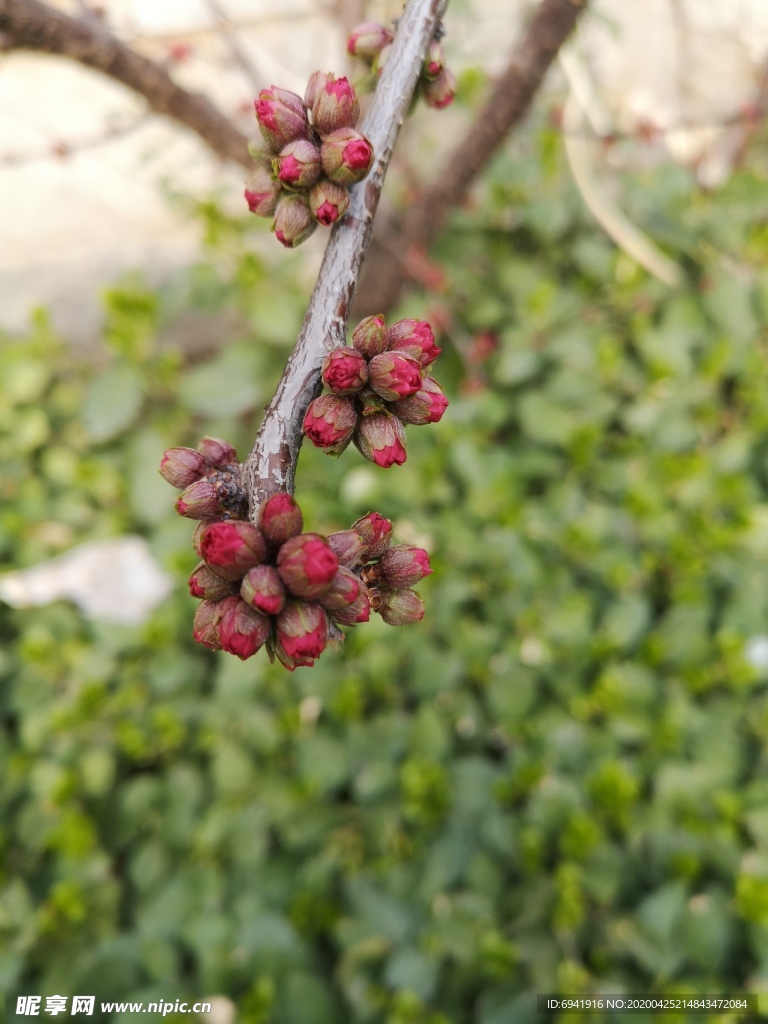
[242,0,448,517]
[0,0,252,169]
[353,0,589,316]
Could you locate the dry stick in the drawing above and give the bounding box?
[242,0,448,516]
[353,0,590,317]
[0,0,252,168]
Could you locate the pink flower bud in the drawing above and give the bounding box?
[160,447,208,489]
[390,375,448,425]
[193,598,224,649]
[244,165,282,217]
[277,533,339,599]
[308,179,350,226]
[259,493,303,547]
[272,194,317,247]
[327,529,364,567]
[387,319,441,366]
[375,545,432,589]
[352,314,388,358]
[351,512,392,559]
[275,599,329,665]
[312,75,360,139]
[422,67,456,110]
[374,588,425,625]
[197,437,237,467]
[320,128,374,186]
[355,413,407,467]
[303,394,358,454]
[189,561,238,601]
[255,86,309,150]
[368,352,422,401]
[218,596,272,660]
[322,347,368,395]
[331,583,371,624]
[241,564,286,616]
[318,566,362,611]
[273,138,322,190]
[347,21,394,60]
[199,520,267,581]
[421,40,445,81]
[175,479,225,520]
[304,70,332,112]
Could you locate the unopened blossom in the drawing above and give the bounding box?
[273,194,316,247]
[244,166,282,217]
[320,128,374,186]
[391,376,449,425]
[352,512,393,559]
[347,21,393,60]
[303,394,358,454]
[255,86,309,150]
[311,75,360,139]
[160,447,208,489]
[352,314,388,358]
[322,347,368,394]
[375,545,432,589]
[277,533,339,599]
[218,597,272,660]
[308,179,350,226]
[375,588,425,625]
[275,600,329,666]
[273,138,322,190]
[199,521,267,581]
[259,493,304,547]
[422,67,456,110]
[386,319,441,367]
[240,564,286,616]
[368,352,422,402]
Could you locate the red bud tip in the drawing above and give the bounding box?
[347,21,394,60]
[303,394,358,454]
[351,512,393,560]
[199,520,267,581]
[375,588,425,625]
[312,74,361,139]
[197,437,237,467]
[255,86,309,150]
[274,139,322,190]
[391,375,448,425]
[308,179,350,226]
[352,314,388,358]
[320,128,374,186]
[422,67,456,110]
[259,493,304,547]
[322,347,368,395]
[218,597,272,659]
[189,562,238,601]
[387,319,441,366]
[175,479,225,520]
[318,566,362,611]
[277,533,339,599]
[375,545,432,589]
[275,600,329,665]
[241,564,287,616]
[368,352,423,401]
[160,447,208,489]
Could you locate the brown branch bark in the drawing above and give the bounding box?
[242,0,448,517]
[353,0,589,316]
[0,0,252,168]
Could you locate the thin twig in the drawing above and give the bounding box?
[353,0,590,316]
[242,0,449,516]
[0,0,252,168]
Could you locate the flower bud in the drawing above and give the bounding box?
[218,597,272,659]
[390,375,448,424]
[375,588,425,625]
[375,545,432,589]
[422,67,456,110]
[199,520,267,581]
[352,314,388,358]
[197,437,237,468]
[192,521,207,557]
[318,566,363,611]
[241,564,286,616]
[189,561,238,601]
[331,583,371,624]
[193,598,224,649]
[304,70,332,112]
[160,447,208,489]
[244,165,282,217]
[275,599,329,665]
[320,128,374,186]
[355,412,407,467]
[368,352,422,401]
[255,86,309,150]
[387,319,441,367]
[273,194,317,247]
[312,75,360,139]
[273,138,322,190]
[277,533,339,599]
[372,43,392,77]
[347,22,393,60]
[308,179,350,226]
[327,529,364,567]
[175,479,225,520]
[259,493,303,547]
[303,394,358,454]
[421,40,445,81]
[351,512,393,560]
[322,347,368,395]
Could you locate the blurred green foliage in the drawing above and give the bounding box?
[3,125,768,1024]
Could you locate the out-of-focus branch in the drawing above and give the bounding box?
[242,0,448,515]
[0,0,252,168]
[353,0,590,316]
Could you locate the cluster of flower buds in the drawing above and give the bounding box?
[347,21,456,111]
[245,72,374,247]
[302,315,448,468]
[159,437,248,521]
[160,451,433,668]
